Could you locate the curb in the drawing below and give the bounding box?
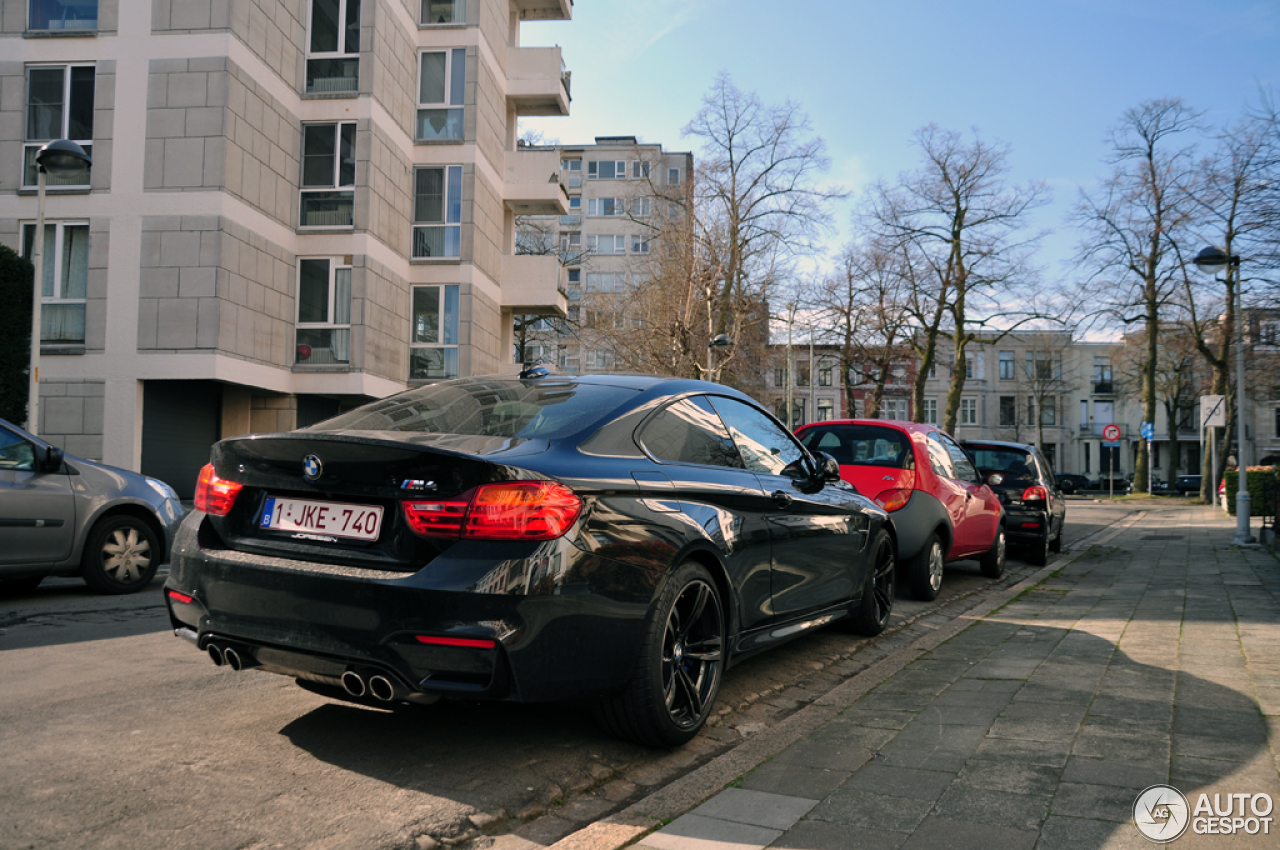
[546,511,1147,850]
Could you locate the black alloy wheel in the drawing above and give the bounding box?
[979,525,1006,578]
[596,562,725,747]
[81,515,161,594]
[846,529,895,636]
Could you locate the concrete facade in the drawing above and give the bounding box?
[516,136,694,373]
[3,0,572,492]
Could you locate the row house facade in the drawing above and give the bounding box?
[3,0,574,495]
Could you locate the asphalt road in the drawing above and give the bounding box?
[0,500,1143,850]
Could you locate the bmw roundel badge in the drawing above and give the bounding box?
[302,454,323,482]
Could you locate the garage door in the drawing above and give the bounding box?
[141,381,221,499]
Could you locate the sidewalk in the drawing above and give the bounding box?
[556,507,1280,850]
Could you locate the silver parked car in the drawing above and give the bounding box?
[0,418,184,595]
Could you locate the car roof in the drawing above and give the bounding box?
[960,438,1037,451]
[795,418,938,436]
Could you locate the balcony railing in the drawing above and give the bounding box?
[1093,381,1113,394]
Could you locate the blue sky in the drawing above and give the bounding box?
[521,0,1280,285]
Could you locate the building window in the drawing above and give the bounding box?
[817,398,834,421]
[819,365,832,386]
[960,398,978,425]
[295,258,351,365]
[25,65,94,189]
[562,158,582,187]
[1083,442,1091,473]
[559,231,581,254]
[631,197,651,217]
[667,167,681,186]
[631,236,650,255]
[796,363,810,387]
[999,350,1014,380]
[560,195,581,225]
[300,122,355,227]
[1040,396,1056,426]
[418,48,465,140]
[1274,405,1280,437]
[631,160,650,179]
[1027,352,1053,380]
[28,0,97,31]
[587,197,624,217]
[421,0,464,24]
[587,234,626,255]
[413,165,461,258]
[923,398,937,424]
[584,272,626,292]
[964,358,973,379]
[1093,357,1113,393]
[21,221,87,344]
[774,366,786,387]
[881,399,908,420]
[307,0,360,93]
[410,284,459,379]
[586,349,615,370]
[588,160,625,179]
[999,396,1016,427]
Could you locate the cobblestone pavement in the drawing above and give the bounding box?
[547,507,1279,850]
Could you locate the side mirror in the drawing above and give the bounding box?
[42,445,64,472]
[815,451,842,482]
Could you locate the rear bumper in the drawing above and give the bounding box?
[1003,506,1051,544]
[165,513,658,703]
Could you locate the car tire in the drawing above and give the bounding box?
[0,576,43,596]
[1060,481,1075,495]
[907,532,944,602]
[595,561,724,747]
[1049,525,1063,554]
[1027,529,1050,567]
[843,529,895,636]
[979,525,1006,578]
[81,515,161,595]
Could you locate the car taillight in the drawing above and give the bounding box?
[195,463,243,516]
[168,590,194,605]
[875,488,913,512]
[1022,485,1048,502]
[415,635,496,649]
[403,481,582,541]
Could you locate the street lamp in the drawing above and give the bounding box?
[28,140,92,437]
[1193,245,1253,544]
[707,333,733,383]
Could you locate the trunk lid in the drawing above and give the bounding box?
[203,432,546,572]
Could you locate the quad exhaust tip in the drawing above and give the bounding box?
[368,675,396,702]
[341,670,367,698]
[207,643,225,666]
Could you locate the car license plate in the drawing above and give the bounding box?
[259,497,383,541]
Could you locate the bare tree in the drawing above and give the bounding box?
[1076,98,1202,493]
[1183,98,1280,497]
[684,74,845,361]
[866,125,1048,433]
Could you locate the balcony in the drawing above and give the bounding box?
[507,47,570,116]
[504,149,569,215]
[502,254,567,316]
[1093,381,1114,394]
[513,0,572,21]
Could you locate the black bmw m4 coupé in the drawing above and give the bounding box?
[165,373,895,746]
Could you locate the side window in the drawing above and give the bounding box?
[707,396,805,478]
[0,427,35,471]
[925,433,956,479]
[938,433,978,482]
[639,397,742,468]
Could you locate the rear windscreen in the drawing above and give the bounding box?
[798,424,914,469]
[308,379,637,440]
[966,446,1035,477]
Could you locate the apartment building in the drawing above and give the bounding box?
[3,0,572,495]
[514,135,692,373]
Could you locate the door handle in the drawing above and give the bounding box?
[771,490,793,508]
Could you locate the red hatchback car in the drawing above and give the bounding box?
[795,420,1005,600]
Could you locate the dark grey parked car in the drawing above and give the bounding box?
[0,418,185,595]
